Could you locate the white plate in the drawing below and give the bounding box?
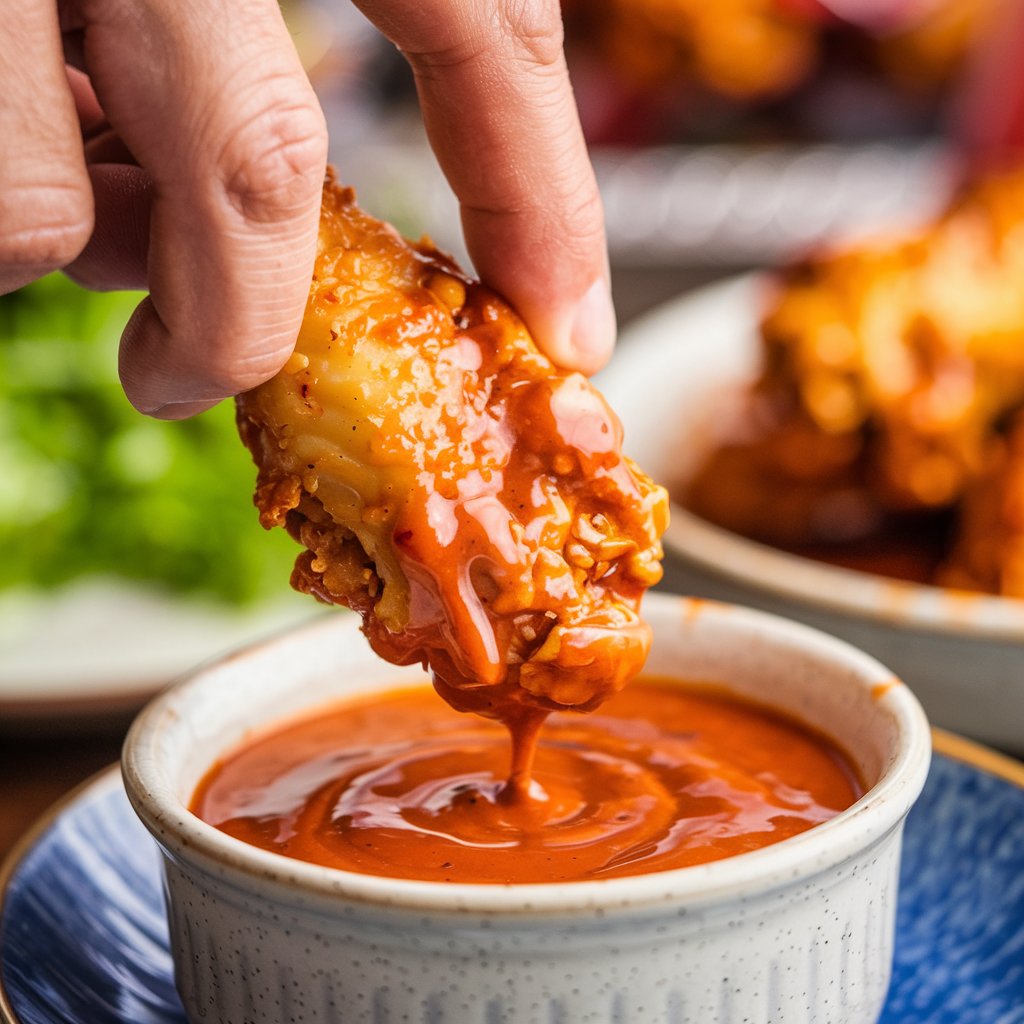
[339,140,955,266]
[0,579,318,730]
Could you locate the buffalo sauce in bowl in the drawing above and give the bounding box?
[192,678,861,885]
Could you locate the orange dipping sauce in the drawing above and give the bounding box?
[192,678,861,884]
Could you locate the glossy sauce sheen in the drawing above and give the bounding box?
[236,181,669,734]
[193,678,861,884]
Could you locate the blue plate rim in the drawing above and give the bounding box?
[0,766,125,1024]
[2,730,1022,1024]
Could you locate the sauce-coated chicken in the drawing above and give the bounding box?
[237,176,668,734]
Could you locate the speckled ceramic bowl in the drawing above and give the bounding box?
[122,593,930,1024]
[599,276,1024,754]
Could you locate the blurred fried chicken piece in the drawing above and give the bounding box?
[689,169,1024,544]
[237,176,668,726]
[939,411,1024,596]
[564,0,993,103]
[760,168,1024,513]
[685,407,874,548]
[686,168,1024,596]
[568,0,818,99]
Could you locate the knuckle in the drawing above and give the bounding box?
[529,188,606,269]
[500,0,565,69]
[535,182,606,251]
[405,0,564,73]
[562,188,606,246]
[220,97,328,226]
[403,34,489,73]
[0,184,93,270]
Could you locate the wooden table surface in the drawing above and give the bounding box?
[0,729,124,862]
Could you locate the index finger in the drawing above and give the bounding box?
[355,0,615,375]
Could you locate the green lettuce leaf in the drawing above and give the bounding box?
[0,275,297,605]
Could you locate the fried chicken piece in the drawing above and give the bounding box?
[565,0,992,110]
[683,169,1024,580]
[237,176,668,726]
[939,412,1024,597]
[684,405,877,548]
[759,168,1024,514]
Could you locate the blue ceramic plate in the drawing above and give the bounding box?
[2,732,1023,1024]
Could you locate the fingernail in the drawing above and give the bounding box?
[570,279,617,373]
[141,399,221,420]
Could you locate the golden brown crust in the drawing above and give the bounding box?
[939,412,1024,595]
[237,176,668,721]
[684,168,1024,596]
[760,169,1024,512]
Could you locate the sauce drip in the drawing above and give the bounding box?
[193,678,861,884]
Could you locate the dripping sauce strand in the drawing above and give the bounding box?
[501,707,546,803]
[192,679,862,885]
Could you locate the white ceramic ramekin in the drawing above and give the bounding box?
[122,593,930,1024]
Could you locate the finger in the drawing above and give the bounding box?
[355,0,615,374]
[952,0,1024,163]
[77,0,327,414]
[0,1,93,294]
[65,66,105,134]
[64,163,151,292]
[63,66,153,291]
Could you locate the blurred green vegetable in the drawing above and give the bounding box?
[0,275,297,604]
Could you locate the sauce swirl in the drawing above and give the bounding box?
[193,678,861,884]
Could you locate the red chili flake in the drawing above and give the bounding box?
[395,530,414,545]
[301,383,309,398]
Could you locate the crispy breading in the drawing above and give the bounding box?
[237,176,668,722]
[685,168,1024,596]
[759,168,1024,513]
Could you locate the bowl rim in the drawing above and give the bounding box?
[121,593,931,917]
[665,504,1024,639]
[605,273,1024,641]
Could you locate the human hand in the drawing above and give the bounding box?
[352,0,616,377]
[1,0,612,422]
[2,0,329,418]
